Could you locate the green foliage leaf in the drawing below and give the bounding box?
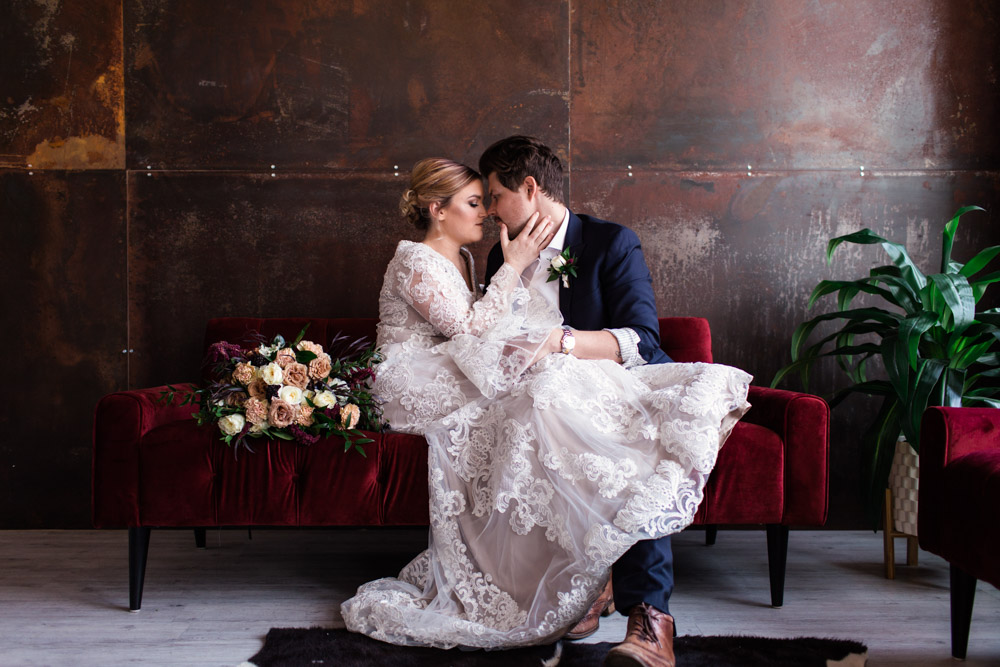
[942,205,986,272]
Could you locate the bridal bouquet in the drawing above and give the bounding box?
[163,326,384,456]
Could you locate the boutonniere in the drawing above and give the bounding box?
[547,247,579,288]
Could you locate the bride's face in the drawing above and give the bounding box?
[436,180,487,245]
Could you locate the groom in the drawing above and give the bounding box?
[481,136,676,667]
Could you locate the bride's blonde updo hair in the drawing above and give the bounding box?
[400,158,481,231]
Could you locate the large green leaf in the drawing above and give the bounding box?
[927,273,975,332]
[902,359,947,446]
[866,271,921,312]
[830,379,893,407]
[806,279,898,310]
[789,307,900,361]
[959,245,1000,278]
[827,229,927,290]
[942,205,987,273]
[860,396,903,530]
[971,270,1000,302]
[898,312,938,369]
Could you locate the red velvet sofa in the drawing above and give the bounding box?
[918,406,1000,660]
[93,317,830,611]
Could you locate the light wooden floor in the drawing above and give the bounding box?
[1,528,998,666]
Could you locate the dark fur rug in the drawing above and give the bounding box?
[245,627,868,666]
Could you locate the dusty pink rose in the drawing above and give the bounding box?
[244,398,269,425]
[283,362,309,389]
[295,405,315,427]
[340,403,360,430]
[308,353,332,380]
[274,348,297,369]
[268,399,295,428]
[247,377,267,401]
[232,362,255,386]
[297,340,324,356]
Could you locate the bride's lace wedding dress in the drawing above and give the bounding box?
[341,240,751,649]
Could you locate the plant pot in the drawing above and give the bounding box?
[888,439,919,537]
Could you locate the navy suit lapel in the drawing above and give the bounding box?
[559,211,586,325]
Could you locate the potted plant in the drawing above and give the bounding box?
[772,206,1000,529]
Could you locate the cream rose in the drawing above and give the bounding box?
[268,399,295,428]
[340,403,360,430]
[296,340,324,356]
[283,362,309,389]
[261,362,283,386]
[218,413,245,436]
[550,254,567,270]
[278,385,304,405]
[312,390,337,409]
[308,353,332,380]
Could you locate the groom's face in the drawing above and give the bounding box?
[486,173,535,238]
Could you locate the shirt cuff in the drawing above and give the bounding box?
[605,327,647,368]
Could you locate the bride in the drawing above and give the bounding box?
[341,158,751,650]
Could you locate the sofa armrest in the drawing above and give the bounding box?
[741,385,830,526]
[919,406,1000,532]
[921,407,1000,466]
[92,384,198,527]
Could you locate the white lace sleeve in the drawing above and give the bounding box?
[403,258,521,339]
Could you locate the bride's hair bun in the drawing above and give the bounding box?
[399,188,426,229]
[399,158,482,231]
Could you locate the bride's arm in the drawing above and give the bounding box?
[404,260,524,338]
[403,213,556,339]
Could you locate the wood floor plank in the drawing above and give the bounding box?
[0,528,997,666]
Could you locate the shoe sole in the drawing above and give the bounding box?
[563,625,599,641]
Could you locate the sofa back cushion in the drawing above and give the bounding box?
[205,316,712,363]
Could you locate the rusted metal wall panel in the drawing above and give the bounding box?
[125,0,569,170]
[570,170,1000,526]
[3,0,999,528]
[0,0,124,169]
[570,0,1000,171]
[127,171,476,389]
[0,171,127,527]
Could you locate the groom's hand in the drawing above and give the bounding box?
[500,212,555,274]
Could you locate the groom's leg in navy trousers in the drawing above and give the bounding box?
[611,535,674,615]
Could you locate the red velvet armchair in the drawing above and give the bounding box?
[918,407,1000,660]
[93,317,829,611]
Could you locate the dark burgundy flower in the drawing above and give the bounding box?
[264,384,280,400]
[290,425,319,446]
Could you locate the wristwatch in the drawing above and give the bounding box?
[560,328,576,355]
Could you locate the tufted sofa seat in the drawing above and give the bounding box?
[93,316,829,611]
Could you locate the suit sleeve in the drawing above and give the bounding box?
[599,226,664,363]
[483,242,504,290]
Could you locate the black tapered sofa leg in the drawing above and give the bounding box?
[765,523,789,608]
[194,528,207,549]
[704,525,718,546]
[950,563,977,659]
[128,527,151,612]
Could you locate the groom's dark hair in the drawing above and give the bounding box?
[479,135,564,203]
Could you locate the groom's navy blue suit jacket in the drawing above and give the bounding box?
[484,210,671,365]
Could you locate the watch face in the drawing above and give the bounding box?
[561,330,575,353]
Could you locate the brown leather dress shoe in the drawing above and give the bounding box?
[564,578,615,640]
[602,603,675,667]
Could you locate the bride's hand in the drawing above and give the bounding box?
[500,212,556,274]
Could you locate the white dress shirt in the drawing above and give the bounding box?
[520,209,646,368]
